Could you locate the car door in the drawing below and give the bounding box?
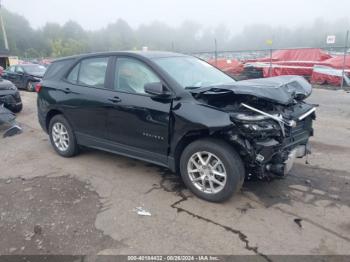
[14,66,26,89]
[107,56,172,164]
[58,56,113,141]
[3,66,18,85]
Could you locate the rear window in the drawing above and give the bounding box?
[44,59,74,80]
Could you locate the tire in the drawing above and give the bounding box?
[49,114,79,157]
[180,138,245,202]
[9,103,23,113]
[26,81,35,92]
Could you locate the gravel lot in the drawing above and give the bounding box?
[0,88,350,259]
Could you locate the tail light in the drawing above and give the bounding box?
[35,83,42,93]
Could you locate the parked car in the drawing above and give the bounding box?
[3,64,46,91]
[0,104,22,137]
[0,78,23,113]
[37,51,316,202]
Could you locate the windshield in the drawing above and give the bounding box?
[23,65,46,75]
[153,56,235,89]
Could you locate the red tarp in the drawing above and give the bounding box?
[258,48,332,63]
[318,55,350,69]
[246,49,332,78]
[311,56,350,86]
[208,58,244,75]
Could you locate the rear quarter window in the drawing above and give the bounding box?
[43,59,74,80]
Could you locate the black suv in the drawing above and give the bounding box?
[37,51,315,202]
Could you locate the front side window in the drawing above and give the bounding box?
[15,66,24,73]
[115,57,160,94]
[66,57,109,88]
[8,66,15,72]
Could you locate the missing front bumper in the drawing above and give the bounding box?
[266,144,310,176]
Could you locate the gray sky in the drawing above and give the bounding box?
[3,0,350,31]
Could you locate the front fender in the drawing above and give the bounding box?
[169,101,233,156]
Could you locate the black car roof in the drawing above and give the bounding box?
[53,51,188,62]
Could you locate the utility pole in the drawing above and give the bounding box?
[0,0,9,50]
[340,30,349,89]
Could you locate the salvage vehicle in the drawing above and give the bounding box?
[0,77,23,113]
[37,51,316,202]
[3,64,46,91]
[0,105,22,138]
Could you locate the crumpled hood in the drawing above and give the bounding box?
[191,75,312,105]
[29,73,44,78]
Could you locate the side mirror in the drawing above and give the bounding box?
[144,82,170,97]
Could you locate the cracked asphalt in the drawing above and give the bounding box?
[0,88,349,258]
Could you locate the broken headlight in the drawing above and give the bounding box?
[242,121,281,138]
[242,122,277,132]
[232,113,281,137]
[234,113,270,121]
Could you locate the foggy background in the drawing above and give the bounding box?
[1,0,350,58]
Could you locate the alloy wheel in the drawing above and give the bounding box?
[187,151,227,194]
[52,122,70,152]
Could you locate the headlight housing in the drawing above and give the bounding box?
[231,113,281,137]
[243,122,277,132]
[234,113,270,121]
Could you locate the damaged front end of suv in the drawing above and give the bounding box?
[189,75,316,180]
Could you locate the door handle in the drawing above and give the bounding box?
[63,87,72,94]
[108,96,121,103]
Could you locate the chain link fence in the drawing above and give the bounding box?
[190,45,350,89]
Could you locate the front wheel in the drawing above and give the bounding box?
[180,138,245,202]
[49,115,79,157]
[8,103,23,113]
[26,81,35,92]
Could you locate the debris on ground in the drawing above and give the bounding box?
[237,202,254,214]
[34,224,42,235]
[24,231,34,241]
[294,218,303,228]
[134,207,152,216]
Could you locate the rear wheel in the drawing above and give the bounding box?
[180,138,245,202]
[49,115,79,157]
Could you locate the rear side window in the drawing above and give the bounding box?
[66,57,109,88]
[44,59,73,80]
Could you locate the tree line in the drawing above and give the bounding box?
[0,8,349,58]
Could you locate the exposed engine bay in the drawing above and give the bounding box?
[190,76,316,179]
